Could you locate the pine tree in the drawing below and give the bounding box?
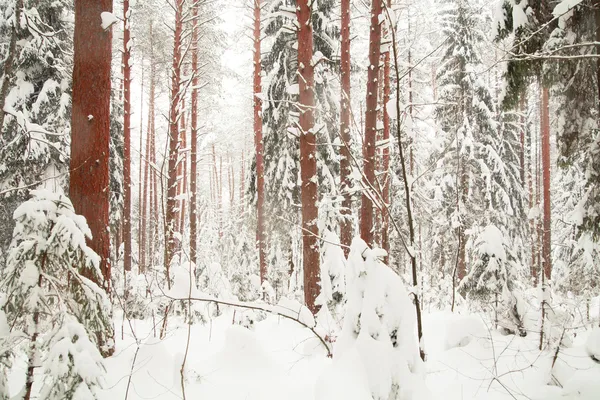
[70,0,113,289]
[360,0,383,247]
[250,0,339,298]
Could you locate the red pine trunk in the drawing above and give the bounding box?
[541,87,551,280]
[165,0,184,282]
[382,6,391,258]
[190,4,199,266]
[140,33,155,272]
[123,0,132,272]
[360,0,382,247]
[70,0,112,288]
[297,0,320,314]
[339,0,352,258]
[253,0,267,284]
[178,114,187,236]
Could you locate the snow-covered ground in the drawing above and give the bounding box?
[96,308,599,400]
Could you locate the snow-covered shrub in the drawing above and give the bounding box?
[167,261,209,323]
[460,225,526,335]
[322,238,426,399]
[197,262,235,316]
[0,190,111,398]
[315,230,346,340]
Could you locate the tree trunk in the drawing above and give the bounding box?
[138,42,145,273]
[178,111,187,237]
[240,148,245,214]
[541,86,551,280]
[381,0,391,260]
[123,0,132,273]
[70,0,112,289]
[519,94,526,186]
[141,24,155,273]
[253,0,266,283]
[360,0,382,247]
[388,11,425,360]
[190,4,199,267]
[339,0,352,258]
[165,0,185,283]
[297,0,320,314]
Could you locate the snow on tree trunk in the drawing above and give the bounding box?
[70,0,113,289]
[381,0,391,261]
[123,0,132,273]
[253,0,267,285]
[165,0,185,283]
[339,0,352,258]
[360,0,383,247]
[140,23,155,273]
[541,86,552,280]
[190,4,199,268]
[297,0,320,314]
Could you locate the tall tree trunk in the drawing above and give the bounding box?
[138,43,145,273]
[519,94,526,186]
[165,0,185,284]
[541,86,551,280]
[387,9,425,360]
[339,0,352,257]
[178,112,187,236]
[360,0,382,247]
[297,0,320,314]
[123,0,133,272]
[381,0,391,260]
[190,4,199,267]
[253,0,266,283]
[70,0,112,288]
[240,148,245,214]
[141,27,155,273]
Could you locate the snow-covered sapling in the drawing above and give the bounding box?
[460,225,525,335]
[0,190,112,399]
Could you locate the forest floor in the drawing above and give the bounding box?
[92,304,599,400]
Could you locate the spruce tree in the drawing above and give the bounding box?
[0,0,73,255]
[1,190,112,399]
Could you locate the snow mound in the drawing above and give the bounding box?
[315,347,372,400]
[585,327,600,361]
[204,325,277,384]
[444,314,486,350]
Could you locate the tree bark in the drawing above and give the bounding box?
[70,0,113,288]
[297,0,320,314]
[541,86,551,280]
[339,0,352,258]
[360,0,382,247]
[381,0,391,260]
[140,24,155,273]
[253,0,267,284]
[178,110,187,236]
[519,94,526,186]
[165,0,185,283]
[190,4,199,267]
[123,0,132,272]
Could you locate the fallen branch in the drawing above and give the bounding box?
[160,291,332,357]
